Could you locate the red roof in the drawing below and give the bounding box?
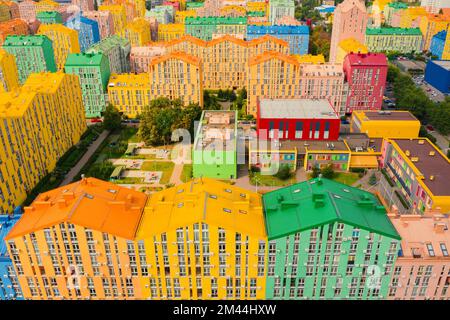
[345,52,388,66]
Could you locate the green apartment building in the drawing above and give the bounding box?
[85,35,130,74]
[185,17,248,41]
[36,11,63,24]
[65,52,111,118]
[263,178,401,300]
[365,28,423,54]
[193,110,238,179]
[3,35,57,84]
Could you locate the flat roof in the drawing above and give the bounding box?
[259,98,338,119]
[392,138,450,196]
[432,60,450,71]
[250,139,349,154]
[194,110,237,151]
[362,110,418,121]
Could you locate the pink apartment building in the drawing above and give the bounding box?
[83,10,115,39]
[388,213,450,300]
[329,0,368,62]
[343,52,388,113]
[71,0,94,12]
[18,0,36,23]
[130,45,166,73]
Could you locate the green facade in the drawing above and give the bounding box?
[192,110,238,180]
[263,178,401,300]
[36,11,63,24]
[85,35,130,74]
[64,52,111,118]
[3,35,57,84]
[185,17,248,41]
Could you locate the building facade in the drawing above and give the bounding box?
[18,0,37,23]
[36,10,63,24]
[65,52,111,118]
[365,27,423,53]
[430,30,446,59]
[268,0,295,25]
[85,35,130,74]
[185,16,247,41]
[65,15,100,52]
[83,10,115,39]
[130,45,165,73]
[3,35,57,85]
[157,23,185,41]
[99,4,127,34]
[419,13,450,51]
[122,17,151,46]
[0,48,19,92]
[0,18,29,44]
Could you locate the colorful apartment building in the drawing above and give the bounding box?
[71,0,95,12]
[85,35,130,74]
[430,29,446,59]
[122,18,151,46]
[384,2,407,26]
[335,38,368,64]
[83,11,115,39]
[381,138,450,214]
[219,5,246,18]
[65,15,100,52]
[18,0,37,23]
[130,45,165,73]
[343,53,388,113]
[36,10,63,24]
[37,23,80,70]
[65,52,111,118]
[387,213,450,300]
[0,210,23,300]
[303,140,352,172]
[185,16,247,41]
[268,0,295,25]
[256,98,340,141]
[350,110,420,139]
[443,26,450,60]
[394,7,427,29]
[421,0,450,15]
[99,4,127,34]
[35,0,59,13]
[0,0,19,19]
[0,48,19,92]
[263,178,401,300]
[157,23,185,41]
[175,9,196,23]
[246,25,309,55]
[192,110,238,180]
[0,18,29,45]
[3,35,57,85]
[330,0,368,63]
[420,13,450,51]
[365,27,423,53]
[247,52,345,116]
[0,72,86,214]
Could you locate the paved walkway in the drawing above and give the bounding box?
[60,130,110,186]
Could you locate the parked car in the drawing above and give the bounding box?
[426,125,435,132]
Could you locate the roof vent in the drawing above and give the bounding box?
[405,150,410,156]
[418,140,425,144]
[429,151,435,156]
[411,157,419,162]
[430,175,435,181]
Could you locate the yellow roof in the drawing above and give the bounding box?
[339,38,368,53]
[5,177,148,240]
[136,178,266,238]
[350,155,379,168]
[293,54,325,64]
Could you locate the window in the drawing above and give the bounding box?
[295,121,303,139]
[426,243,435,257]
[440,243,448,257]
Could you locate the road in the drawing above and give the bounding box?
[59,130,110,186]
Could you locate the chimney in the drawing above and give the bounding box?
[33,201,52,209]
[81,174,87,184]
[63,192,75,201]
[57,199,67,209]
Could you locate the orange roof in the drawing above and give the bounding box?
[149,51,202,66]
[5,177,148,240]
[248,50,299,67]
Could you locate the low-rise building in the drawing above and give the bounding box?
[193,110,237,180]
[424,60,450,95]
[365,27,423,53]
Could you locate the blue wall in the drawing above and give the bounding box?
[246,25,310,55]
[0,209,23,300]
[66,15,100,52]
[429,30,446,60]
[425,60,450,94]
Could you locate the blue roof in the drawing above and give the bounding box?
[433,30,447,41]
[0,212,22,259]
[247,25,309,35]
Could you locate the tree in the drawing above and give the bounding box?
[203,90,221,110]
[86,162,115,180]
[275,164,292,180]
[311,166,321,178]
[368,173,377,186]
[103,104,122,131]
[321,164,335,179]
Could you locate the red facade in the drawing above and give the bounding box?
[343,53,388,114]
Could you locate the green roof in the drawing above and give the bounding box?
[387,2,408,9]
[262,178,401,240]
[186,2,204,8]
[36,11,62,18]
[85,35,129,53]
[247,11,265,17]
[65,52,105,66]
[366,27,422,36]
[3,35,52,47]
[185,16,248,25]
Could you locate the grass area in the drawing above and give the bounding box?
[139,186,163,192]
[114,177,143,184]
[141,161,175,184]
[331,172,360,186]
[249,172,296,187]
[181,164,193,183]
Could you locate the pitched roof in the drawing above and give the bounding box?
[263,178,401,240]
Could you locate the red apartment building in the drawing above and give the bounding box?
[343,53,388,114]
[256,98,340,140]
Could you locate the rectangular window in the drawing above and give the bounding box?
[440,243,448,257]
[426,243,435,257]
[324,122,330,139]
[295,121,303,139]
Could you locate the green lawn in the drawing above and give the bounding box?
[114,177,142,184]
[249,172,296,187]
[181,164,193,183]
[141,161,175,184]
[331,172,360,186]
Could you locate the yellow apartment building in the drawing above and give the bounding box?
[246,1,268,14]
[99,4,127,34]
[122,18,151,46]
[336,38,368,64]
[158,23,185,42]
[420,14,450,51]
[0,72,86,214]
[0,48,19,92]
[175,10,196,24]
[136,178,267,300]
[37,24,80,70]
[443,26,450,60]
[399,7,427,28]
[35,0,59,13]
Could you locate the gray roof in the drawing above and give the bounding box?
[433,60,450,71]
[259,98,338,119]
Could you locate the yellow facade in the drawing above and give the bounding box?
[175,10,197,24]
[37,24,80,70]
[108,52,203,117]
[0,48,19,92]
[399,7,427,28]
[350,111,420,139]
[443,26,450,60]
[0,3,10,22]
[122,18,151,46]
[157,23,185,42]
[293,54,325,64]
[246,1,267,14]
[35,0,59,13]
[99,4,127,34]
[420,14,450,51]
[336,38,368,64]
[128,0,146,17]
[220,5,247,17]
[136,178,267,300]
[0,72,86,214]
